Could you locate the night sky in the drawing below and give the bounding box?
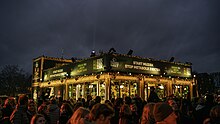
[0,0,220,74]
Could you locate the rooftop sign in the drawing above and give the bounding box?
[42,54,192,81]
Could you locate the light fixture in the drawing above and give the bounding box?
[108,48,116,54]
[169,57,174,62]
[90,50,96,57]
[127,49,133,55]
[96,75,100,79]
[159,85,164,89]
[89,85,93,88]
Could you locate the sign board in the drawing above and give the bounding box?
[43,54,192,81]
[106,54,192,78]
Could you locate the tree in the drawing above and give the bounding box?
[0,65,31,96]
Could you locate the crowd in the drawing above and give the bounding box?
[0,88,220,124]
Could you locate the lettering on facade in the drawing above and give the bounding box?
[33,62,40,82]
[77,63,87,73]
[49,69,67,78]
[125,61,160,72]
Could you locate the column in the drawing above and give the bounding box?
[139,76,145,100]
[65,80,68,100]
[105,77,110,100]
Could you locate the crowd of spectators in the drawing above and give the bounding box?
[0,89,220,124]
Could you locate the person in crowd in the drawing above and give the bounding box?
[89,103,114,124]
[130,101,139,124]
[132,95,143,121]
[95,96,101,104]
[124,96,132,106]
[141,103,155,124]
[10,94,29,124]
[1,97,16,123]
[67,107,90,124]
[85,95,92,108]
[105,100,114,108]
[27,99,38,122]
[30,114,46,124]
[46,98,60,124]
[203,105,220,124]
[167,99,193,124]
[111,98,115,106]
[119,104,133,124]
[216,96,220,105]
[194,94,216,124]
[38,102,50,123]
[195,97,206,111]
[148,87,160,103]
[59,103,73,124]
[81,98,86,107]
[111,98,123,124]
[73,101,83,112]
[179,98,194,124]
[153,102,177,124]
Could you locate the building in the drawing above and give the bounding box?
[32,53,196,101]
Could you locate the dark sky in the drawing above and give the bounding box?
[0,0,220,74]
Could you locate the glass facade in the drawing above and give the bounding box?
[67,81,106,101]
[144,82,167,101]
[172,84,189,99]
[110,80,138,99]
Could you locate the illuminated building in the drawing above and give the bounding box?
[32,53,196,101]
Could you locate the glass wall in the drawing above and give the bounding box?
[99,81,105,101]
[172,84,189,99]
[68,84,76,100]
[68,81,106,101]
[85,82,98,99]
[110,80,138,99]
[144,82,167,101]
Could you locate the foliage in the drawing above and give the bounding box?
[0,65,32,96]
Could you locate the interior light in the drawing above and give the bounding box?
[159,85,164,89]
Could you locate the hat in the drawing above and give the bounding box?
[153,102,173,122]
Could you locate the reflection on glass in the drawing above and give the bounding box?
[76,84,83,100]
[111,81,119,99]
[172,84,189,99]
[156,84,166,99]
[110,81,138,99]
[145,83,166,100]
[85,82,97,99]
[120,81,129,98]
[99,82,105,101]
[130,82,137,98]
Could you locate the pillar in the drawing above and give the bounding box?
[139,76,145,100]
[105,76,110,100]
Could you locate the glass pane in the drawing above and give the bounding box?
[85,82,97,99]
[99,82,105,101]
[130,82,137,98]
[111,81,119,99]
[120,81,129,98]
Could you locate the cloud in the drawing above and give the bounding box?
[0,0,220,73]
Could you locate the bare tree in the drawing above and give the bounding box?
[0,65,31,96]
